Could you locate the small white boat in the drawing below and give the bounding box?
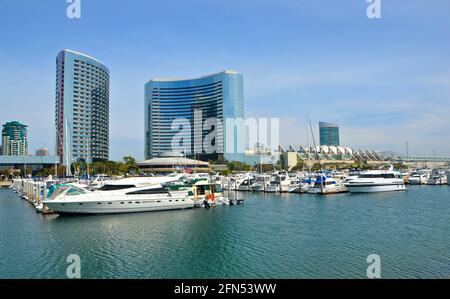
[266,172,293,193]
[189,181,227,208]
[408,170,431,185]
[288,180,310,193]
[237,176,255,191]
[34,202,44,212]
[265,181,280,193]
[426,173,447,185]
[250,175,271,192]
[307,175,347,194]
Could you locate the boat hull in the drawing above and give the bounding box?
[264,186,279,193]
[346,184,406,193]
[408,178,427,185]
[44,198,194,215]
[307,187,348,194]
[237,186,252,191]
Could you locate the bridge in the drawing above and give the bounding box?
[399,156,450,163]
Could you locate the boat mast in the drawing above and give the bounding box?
[54,131,58,178]
[307,119,311,173]
[65,117,72,177]
[308,120,323,192]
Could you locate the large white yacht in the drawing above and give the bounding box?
[344,167,406,193]
[43,175,194,215]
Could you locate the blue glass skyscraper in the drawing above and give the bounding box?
[145,71,244,162]
[319,122,340,146]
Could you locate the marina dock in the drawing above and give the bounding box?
[0,181,12,188]
[10,179,56,214]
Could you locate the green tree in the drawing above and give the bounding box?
[218,169,232,176]
[291,161,306,172]
[122,156,138,175]
[1,169,10,180]
[227,161,252,172]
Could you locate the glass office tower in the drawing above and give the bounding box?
[145,71,244,162]
[319,122,340,146]
[55,50,110,166]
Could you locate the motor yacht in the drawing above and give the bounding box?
[43,175,193,215]
[344,166,406,193]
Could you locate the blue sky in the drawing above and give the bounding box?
[1,0,449,160]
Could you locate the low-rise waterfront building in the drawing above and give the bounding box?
[137,152,210,174]
[0,155,59,175]
[279,144,385,170]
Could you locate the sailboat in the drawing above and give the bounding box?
[305,120,347,195]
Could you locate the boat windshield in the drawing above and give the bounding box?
[47,186,71,200]
[99,184,136,191]
[47,185,87,200]
[359,174,399,179]
[215,184,223,192]
[66,187,88,196]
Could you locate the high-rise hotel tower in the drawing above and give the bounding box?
[55,50,110,165]
[145,71,244,162]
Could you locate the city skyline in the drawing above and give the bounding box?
[1,0,449,160]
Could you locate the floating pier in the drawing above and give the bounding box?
[10,179,56,214]
[0,181,12,188]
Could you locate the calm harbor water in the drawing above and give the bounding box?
[0,186,449,279]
